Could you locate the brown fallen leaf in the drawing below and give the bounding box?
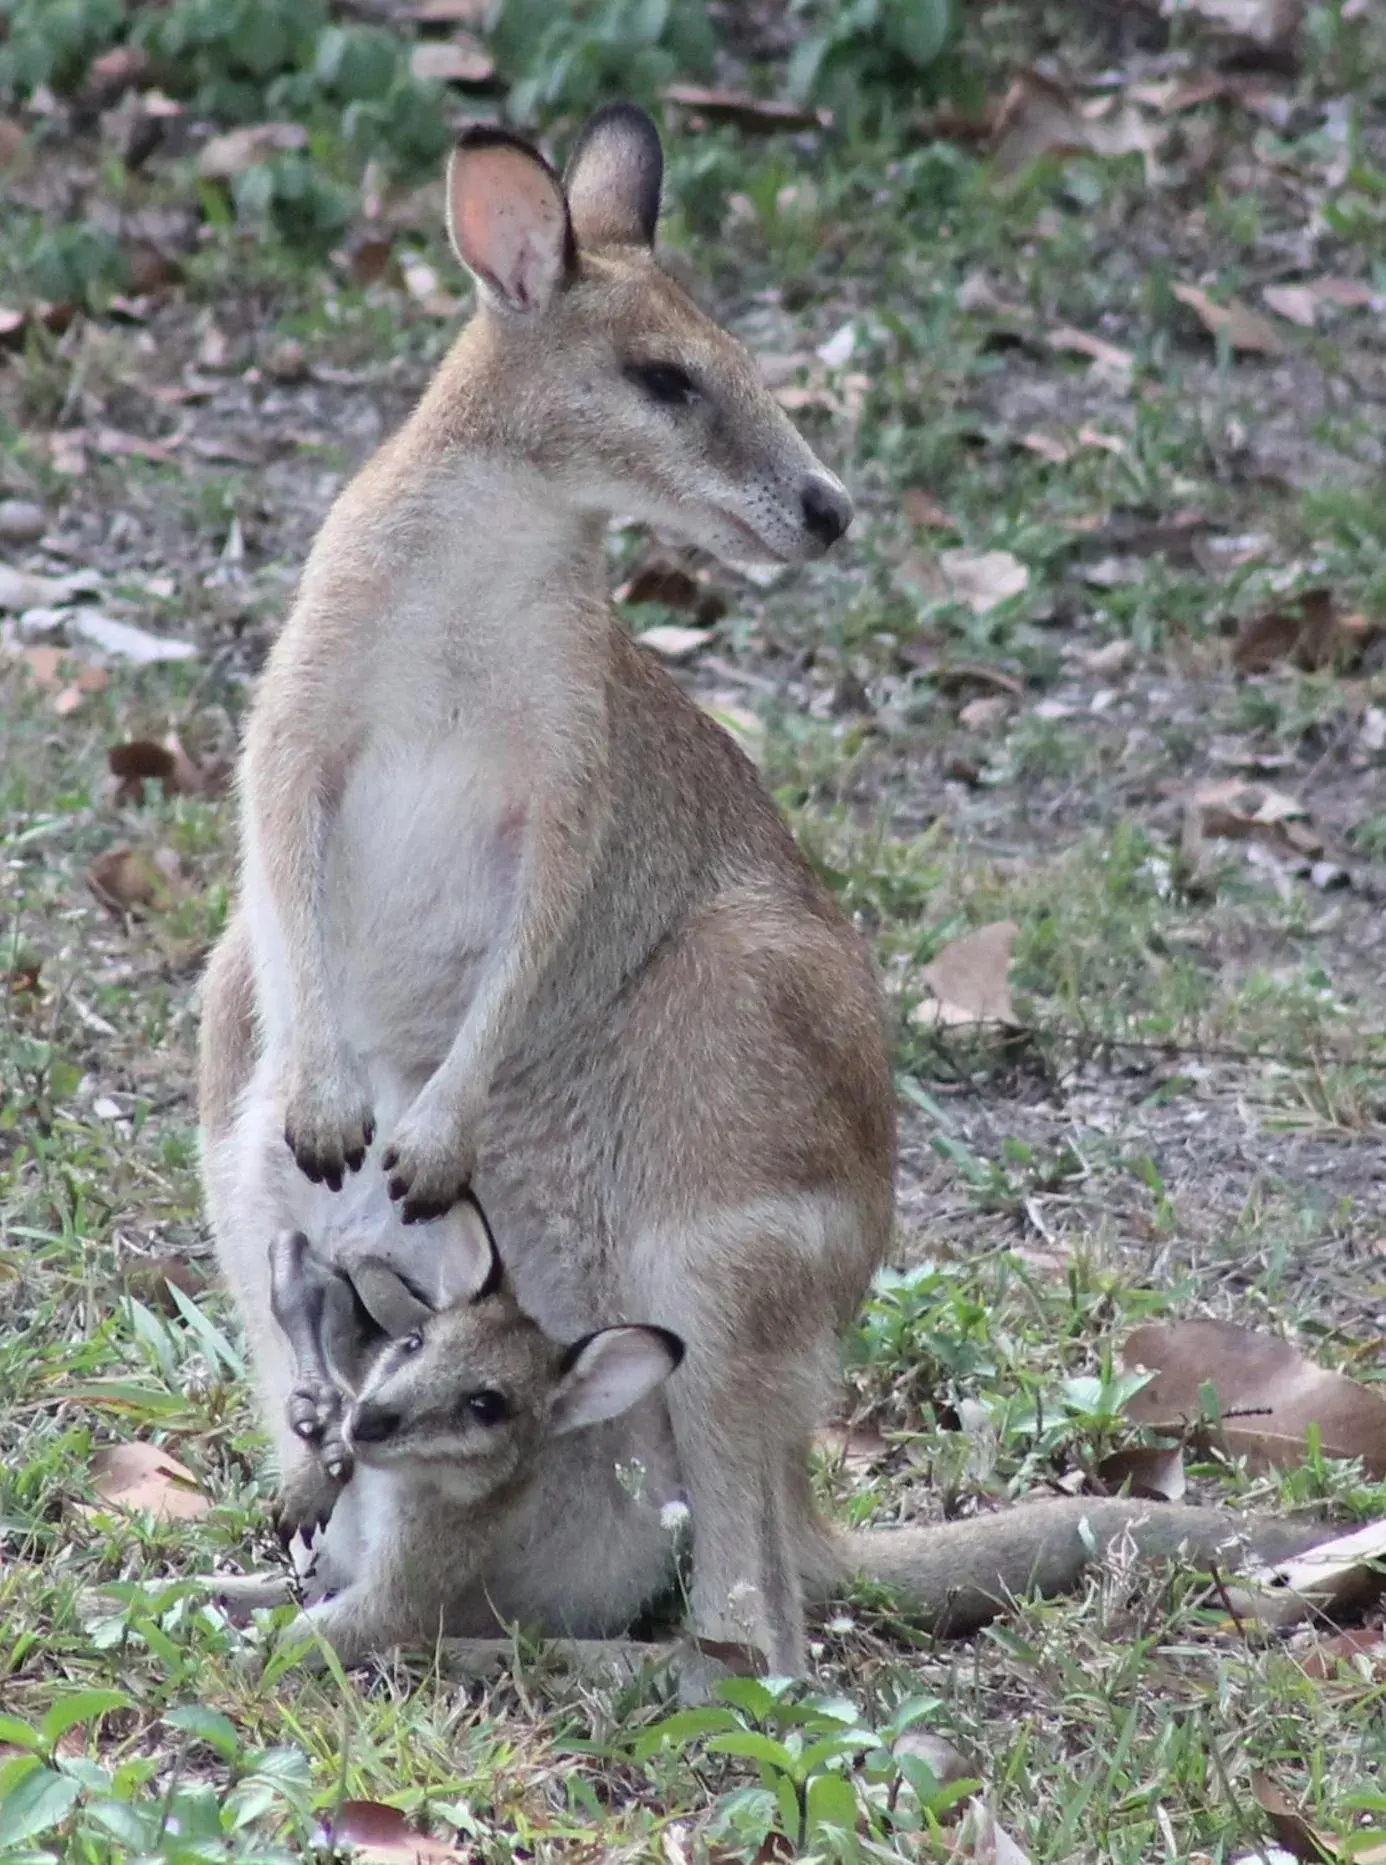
[197,122,308,182]
[1251,1774,1338,1864]
[902,487,956,531]
[88,844,181,914]
[413,0,488,20]
[915,922,1020,1031]
[616,557,726,624]
[1228,1517,1386,1631]
[5,958,41,1000]
[662,85,830,133]
[1297,1628,1386,1680]
[108,735,207,805]
[1263,283,1319,328]
[409,38,494,85]
[1166,0,1304,53]
[1047,324,1135,377]
[122,1254,209,1315]
[815,1421,889,1478]
[329,1802,465,1864]
[637,625,710,663]
[1234,590,1378,674]
[991,71,1163,179]
[958,694,1011,730]
[1122,1319,1386,1477]
[950,1799,1033,1864]
[1172,282,1286,356]
[1097,1443,1187,1503]
[87,1441,208,1521]
[1018,431,1072,465]
[939,548,1029,615]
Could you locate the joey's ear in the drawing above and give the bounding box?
[433,1192,504,1307]
[564,102,662,251]
[352,1257,433,1338]
[550,1325,684,1435]
[319,1269,380,1393]
[446,127,574,314]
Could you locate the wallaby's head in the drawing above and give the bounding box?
[441,102,853,566]
[339,1195,683,1502]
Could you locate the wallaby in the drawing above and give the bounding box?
[201,99,896,1676]
[258,1201,686,1666]
[198,102,1314,1676]
[240,1212,1321,1671]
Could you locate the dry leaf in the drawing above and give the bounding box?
[1233,590,1375,674]
[413,0,489,20]
[329,1802,465,1864]
[1047,324,1135,377]
[1263,284,1319,328]
[951,1800,1033,1864]
[939,549,1029,615]
[661,85,830,133]
[0,499,46,544]
[915,922,1019,1031]
[1019,431,1072,465]
[1122,1320,1386,1478]
[958,695,1011,730]
[1079,639,1137,676]
[88,1441,208,1521]
[1172,282,1286,356]
[409,39,494,84]
[894,1729,976,1786]
[616,557,726,624]
[0,562,98,611]
[1228,1517,1386,1631]
[108,735,207,804]
[902,488,956,531]
[637,625,711,662]
[1251,1775,1338,1864]
[197,122,308,181]
[1298,1628,1386,1680]
[65,612,197,665]
[1163,0,1304,51]
[1097,1443,1187,1502]
[88,844,180,913]
[815,1421,889,1477]
[990,71,1161,178]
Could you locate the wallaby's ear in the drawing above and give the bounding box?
[446,127,574,315]
[434,1192,504,1306]
[550,1325,684,1435]
[352,1257,433,1338]
[564,102,662,251]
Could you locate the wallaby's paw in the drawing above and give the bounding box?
[286,1378,353,1483]
[282,1052,375,1191]
[380,1102,476,1225]
[272,1461,342,1548]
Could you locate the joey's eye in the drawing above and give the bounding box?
[466,1389,508,1427]
[400,1331,424,1355]
[627,362,698,407]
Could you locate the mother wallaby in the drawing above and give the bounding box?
[201,101,896,1677]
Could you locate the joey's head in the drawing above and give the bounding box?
[341,1195,683,1504]
[441,103,853,567]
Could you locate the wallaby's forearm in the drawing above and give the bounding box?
[813,1499,1325,1638]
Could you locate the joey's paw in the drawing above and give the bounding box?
[272,1462,343,1548]
[286,1380,353,1484]
[283,1054,375,1191]
[380,1108,476,1225]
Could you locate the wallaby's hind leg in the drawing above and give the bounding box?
[268,1229,350,1474]
[633,1197,859,1678]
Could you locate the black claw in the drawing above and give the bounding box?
[381,1147,398,1172]
[299,1155,325,1185]
[363,1116,376,1146]
[344,1146,365,1174]
[387,1175,406,1202]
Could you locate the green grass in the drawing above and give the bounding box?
[4,0,1386,1858]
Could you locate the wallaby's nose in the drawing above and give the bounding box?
[350,1402,401,1444]
[800,477,853,551]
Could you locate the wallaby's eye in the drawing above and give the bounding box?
[400,1331,424,1355]
[465,1389,508,1427]
[627,361,698,408]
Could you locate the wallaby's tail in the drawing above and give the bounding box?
[801,1498,1322,1639]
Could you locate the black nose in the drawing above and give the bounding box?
[801,478,853,550]
[350,1402,401,1444]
